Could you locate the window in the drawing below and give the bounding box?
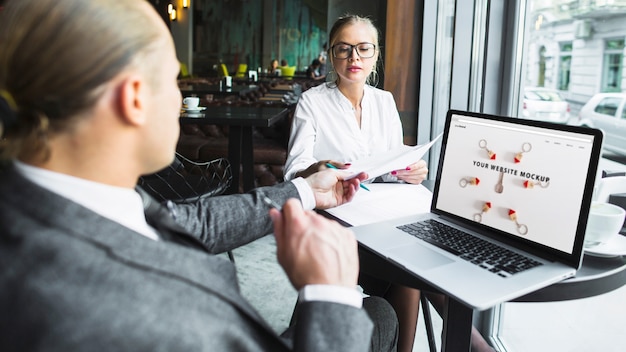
[594,97,621,116]
[601,39,624,92]
[416,0,626,349]
[487,0,626,351]
[538,46,547,87]
[558,42,572,90]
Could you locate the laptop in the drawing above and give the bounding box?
[352,109,604,310]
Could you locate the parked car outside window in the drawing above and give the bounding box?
[572,93,626,156]
[521,87,571,124]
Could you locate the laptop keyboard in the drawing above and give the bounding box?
[397,219,542,278]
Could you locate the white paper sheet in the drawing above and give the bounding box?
[344,133,442,180]
[323,183,433,227]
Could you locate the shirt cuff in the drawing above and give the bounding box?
[298,285,363,308]
[292,177,315,210]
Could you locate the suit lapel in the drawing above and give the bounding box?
[139,187,211,252]
[1,166,279,337]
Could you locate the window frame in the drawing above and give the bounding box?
[558,42,573,91]
[601,38,625,93]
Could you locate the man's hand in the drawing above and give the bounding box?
[294,160,344,179]
[304,169,368,209]
[270,199,359,290]
[392,159,428,185]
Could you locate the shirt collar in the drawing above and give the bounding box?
[331,84,371,111]
[14,161,160,240]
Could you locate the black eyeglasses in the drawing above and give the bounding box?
[331,42,376,59]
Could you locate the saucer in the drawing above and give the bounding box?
[183,112,204,117]
[182,106,206,112]
[584,234,626,258]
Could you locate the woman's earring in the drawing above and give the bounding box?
[325,70,338,84]
[368,71,379,87]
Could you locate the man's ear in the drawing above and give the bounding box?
[118,74,147,126]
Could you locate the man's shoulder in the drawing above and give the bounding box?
[0,163,27,204]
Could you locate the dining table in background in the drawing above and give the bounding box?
[179,83,259,99]
[179,105,292,194]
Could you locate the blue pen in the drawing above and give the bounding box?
[325,163,370,191]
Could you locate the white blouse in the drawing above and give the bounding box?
[284,83,404,181]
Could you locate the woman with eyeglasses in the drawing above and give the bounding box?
[284,14,427,184]
[284,14,495,352]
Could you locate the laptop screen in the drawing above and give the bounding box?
[433,110,603,260]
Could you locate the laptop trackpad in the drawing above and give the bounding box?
[387,243,454,270]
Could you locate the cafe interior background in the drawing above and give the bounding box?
[149,0,421,145]
[151,1,626,350]
[1,0,623,350]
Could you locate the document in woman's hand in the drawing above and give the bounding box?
[344,133,442,181]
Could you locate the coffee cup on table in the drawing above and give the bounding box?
[584,201,626,247]
[183,96,199,109]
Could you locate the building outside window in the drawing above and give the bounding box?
[523,0,626,115]
[417,1,626,348]
[494,1,626,349]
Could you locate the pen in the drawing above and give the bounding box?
[262,195,283,211]
[325,163,370,191]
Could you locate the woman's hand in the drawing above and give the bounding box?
[391,159,428,185]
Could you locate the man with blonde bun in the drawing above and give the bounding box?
[0,1,397,351]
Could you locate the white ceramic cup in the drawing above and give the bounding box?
[584,201,626,246]
[183,96,199,109]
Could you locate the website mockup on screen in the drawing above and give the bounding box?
[435,113,596,254]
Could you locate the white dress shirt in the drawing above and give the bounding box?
[284,83,404,181]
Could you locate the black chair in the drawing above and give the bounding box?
[138,152,235,262]
[138,152,232,203]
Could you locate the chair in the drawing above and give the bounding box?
[180,62,191,78]
[279,66,296,79]
[138,153,235,261]
[138,152,232,203]
[219,63,230,78]
[235,63,248,78]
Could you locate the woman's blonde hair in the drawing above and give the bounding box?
[0,0,163,162]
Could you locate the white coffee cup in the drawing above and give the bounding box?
[183,96,199,109]
[584,201,626,246]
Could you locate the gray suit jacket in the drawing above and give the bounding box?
[0,164,374,351]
